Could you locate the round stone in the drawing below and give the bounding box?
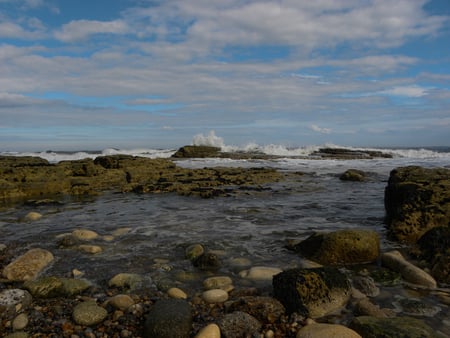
[202,289,228,303]
[72,229,99,241]
[24,212,42,221]
[78,244,102,254]
[195,323,220,338]
[203,276,233,290]
[109,294,135,311]
[12,313,29,331]
[297,323,361,338]
[168,287,188,299]
[239,266,283,281]
[185,244,205,261]
[73,301,108,326]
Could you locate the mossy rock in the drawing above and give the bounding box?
[340,169,366,181]
[172,145,221,158]
[293,229,380,265]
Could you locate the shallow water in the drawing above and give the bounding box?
[1,156,449,334]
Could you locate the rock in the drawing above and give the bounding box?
[353,298,394,318]
[381,251,437,288]
[352,276,380,297]
[72,300,108,326]
[167,287,188,299]
[185,244,205,260]
[24,211,42,221]
[111,227,132,237]
[297,323,362,338]
[143,299,192,338]
[195,323,220,338]
[292,229,380,265]
[203,276,233,290]
[108,294,135,310]
[72,229,99,240]
[108,273,143,290]
[340,169,366,182]
[393,297,441,317]
[2,248,54,281]
[272,267,351,317]
[384,166,450,243]
[350,316,439,338]
[12,313,29,331]
[4,333,29,338]
[229,257,252,268]
[78,244,103,254]
[311,148,392,159]
[172,145,221,158]
[218,311,261,338]
[202,289,229,303]
[228,296,285,323]
[192,252,221,271]
[239,266,283,281]
[0,289,32,319]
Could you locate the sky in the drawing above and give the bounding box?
[1,0,450,151]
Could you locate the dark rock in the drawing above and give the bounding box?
[218,311,261,338]
[384,166,450,243]
[172,145,221,158]
[192,252,221,271]
[272,267,351,318]
[291,229,380,265]
[340,169,366,181]
[350,316,441,338]
[143,299,192,338]
[312,148,392,159]
[227,296,285,323]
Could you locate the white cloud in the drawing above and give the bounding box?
[381,85,429,97]
[54,19,129,42]
[310,124,332,134]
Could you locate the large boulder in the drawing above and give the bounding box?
[291,229,380,265]
[172,145,221,158]
[385,166,450,243]
[272,267,351,318]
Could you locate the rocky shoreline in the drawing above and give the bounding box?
[1,151,449,337]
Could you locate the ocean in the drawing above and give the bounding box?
[1,142,449,333]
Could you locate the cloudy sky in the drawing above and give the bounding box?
[1,0,449,151]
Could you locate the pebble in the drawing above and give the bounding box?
[12,313,29,331]
[111,227,132,237]
[195,323,221,338]
[296,323,362,338]
[381,250,437,288]
[239,266,283,280]
[72,229,99,241]
[72,301,108,326]
[102,235,115,242]
[202,289,229,303]
[24,211,42,221]
[108,273,143,289]
[167,287,188,299]
[229,257,252,268]
[72,269,84,278]
[78,244,102,254]
[185,244,205,260]
[108,294,135,311]
[0,289,32,319]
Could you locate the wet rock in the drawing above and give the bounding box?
[24,276,91,298]
[381,250,437,288]
[218,311,262,338]
[393,296,441,317]
[384,166,450,243]
[228,296,285,323]
[108,294,135,311]
[239,266,283,281]
[340,169,366,182]
[195,323,220,338]
[311,148,392,159]
[292,229,380,265]
[352,275,380,297]
[192,252,221,271]
[203,276,233,291]
[297,323,362,338]
[185,244,205,261]
[0,289,32,319]
[108,273,143,290]
[4,333,29,338]
[202,289,229,303]
[72,300,108,326]
[350,316,439,338]
[172,145,221,158]
[272,267,351,317]
[72,229,99,240]
[78,244,103,254]
[143,299,192,338]
[2,248,54,281]
[24,211,42,221]
[353,298,395,318]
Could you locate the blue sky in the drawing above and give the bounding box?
[1,0,449,151]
